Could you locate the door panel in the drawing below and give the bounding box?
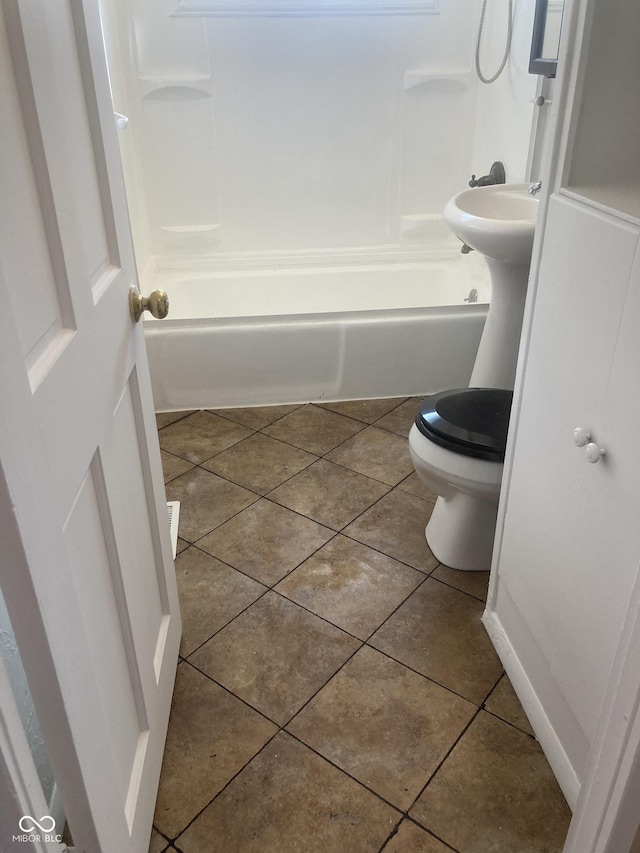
[104,378,166,679]
[63,462,146,779]
[0,1,181,850]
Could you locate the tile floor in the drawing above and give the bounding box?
[151,399,571,853]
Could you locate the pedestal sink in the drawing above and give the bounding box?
[444,182,539,390]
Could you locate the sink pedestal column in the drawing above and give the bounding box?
[469,258,530,390]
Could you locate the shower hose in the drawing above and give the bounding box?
[475,0,514,84]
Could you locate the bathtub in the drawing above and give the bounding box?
[144,255,490,411]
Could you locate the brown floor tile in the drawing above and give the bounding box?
[410,712,571,853]
[197,499,334,586]
[262,404,365,455]
[369,579,502,704]
[383,820,453,853]
[153,663,277,839]
[158,410,253,464]
[397,471,438,503]
[202,432,316,494]
[165,467,258,542]
[325,426,415,486]
[431,565,490,603]
[156,411,193,430]
[211,404,302,430]
[176,732,400,853]
[189,592,360,725]
[344,489,438,572]
[375,397,424,438]
[485,675,535,737]
[288,646,475,810]
[269,459,389,531]
[316,397,407,423]
[175,547,266,656]
[276,535,423,639]
[148,828,168,853]
[153,400,566,853]
[160,449,194,484]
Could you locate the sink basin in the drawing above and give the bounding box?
[444,182,539,265]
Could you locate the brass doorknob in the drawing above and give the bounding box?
[129,287,169,323]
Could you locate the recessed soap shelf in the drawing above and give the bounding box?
[404,69,471,93]
[140,76,212,99]
[161,224,220,233]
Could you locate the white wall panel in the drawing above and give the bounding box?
[132,0,209,79]
[471,0,537,182]
[142,89,221,256]
[105,0,500,270]
[206,17,400,253]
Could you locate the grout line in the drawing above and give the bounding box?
[197,427,319,467]
[394,817,462,853]
[426,572,490,604]
[361,638,488,709]
[284,728,406,810]
[169,728,281,845]
[377,817,461,853]
[206,401,305,429]
[190,528,339,587]
[152,825,170,844]
[338,523,439,576]
[181,658,280,729]
[178,578,272,659]
[404,704,485,817]
[481,671,505,709]
[480,672,538,739]
[481,706,538,740]
[314,396,410,423]
[270,571,427,645]
[313,453,412,490]
[156,411,197,430]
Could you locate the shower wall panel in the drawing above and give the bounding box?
[141,90,221,258]
[106,0,480,271]
[471,0,537,182]
[205,17,399,254]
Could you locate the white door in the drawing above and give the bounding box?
[0,1,180,851]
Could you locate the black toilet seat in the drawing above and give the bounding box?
[415,388,513,462]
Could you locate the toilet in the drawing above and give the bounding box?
[408,387,512,571]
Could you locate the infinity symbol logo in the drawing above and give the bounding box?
[19,815,56,833]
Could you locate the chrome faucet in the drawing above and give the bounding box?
[528,181,542,195]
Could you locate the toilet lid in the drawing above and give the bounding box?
[415,388,513,461]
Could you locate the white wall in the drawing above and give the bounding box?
[471,0,537,183]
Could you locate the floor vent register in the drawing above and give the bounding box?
[167,501,180,559]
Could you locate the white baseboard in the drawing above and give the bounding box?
[482,608,581,810]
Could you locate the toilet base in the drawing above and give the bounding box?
[426,493,498,571]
